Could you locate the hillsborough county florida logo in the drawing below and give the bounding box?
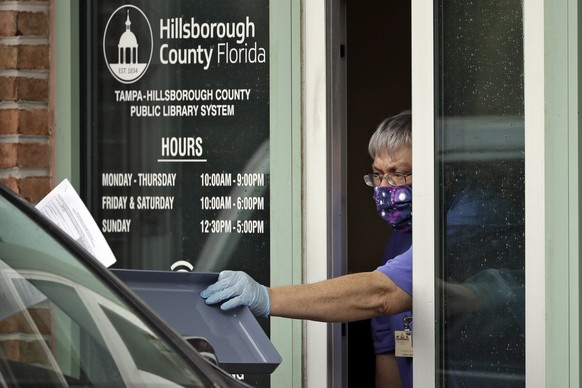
[103,5,153,84]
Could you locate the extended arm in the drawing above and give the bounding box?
[201,270,411,322]
[269,270,411,322]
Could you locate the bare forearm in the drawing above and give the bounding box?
[269,271,412,322]
[376,353,404,388]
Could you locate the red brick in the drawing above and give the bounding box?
[20,108,49,135]
[17,77,48,102]
[16,143,49,168]
[1,340,21,361]
[0,45,18,69]
[19,176,50,203]
[0,177,51,202]
[0,177,18,192]
[0,77,18,100]
[0,314,23,333]
[29,308,52,335]
[0,143,17,168]
[0,142,49,169]
[0,11,17,37]
[17,12,48,36]
[19,45,49,70]
[0,109,19,134]
[0,109,48,135]
[20,340,49,364]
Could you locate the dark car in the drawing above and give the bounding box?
[0,182,251,387]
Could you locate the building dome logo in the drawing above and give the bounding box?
[103,5,153,84]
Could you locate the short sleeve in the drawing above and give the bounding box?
[376,246,412,296]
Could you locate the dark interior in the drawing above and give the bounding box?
[346,2,411,386]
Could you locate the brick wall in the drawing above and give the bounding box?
[0,1,54,367]
[0,0,51,204]
[0,305,54,367]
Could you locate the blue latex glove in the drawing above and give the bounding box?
[200,270,270,317]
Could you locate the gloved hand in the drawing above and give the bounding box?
[200,270,270,317]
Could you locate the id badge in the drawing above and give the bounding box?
[395,330,413,357]
[395,315,413,357]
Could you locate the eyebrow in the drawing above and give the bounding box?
[372,162,412,172]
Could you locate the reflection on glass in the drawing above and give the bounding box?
[0,192,208,386]
[436,1,525,387]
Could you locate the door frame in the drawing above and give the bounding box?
[411,0,582,386]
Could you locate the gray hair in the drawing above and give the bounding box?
[368,110,412,158]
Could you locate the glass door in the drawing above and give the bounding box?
[434,1,525,387]
[413,0,582,386]
[413,0,526,387]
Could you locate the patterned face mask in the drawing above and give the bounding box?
[373,185,412,232]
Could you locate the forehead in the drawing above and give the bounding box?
[372,147,412,170]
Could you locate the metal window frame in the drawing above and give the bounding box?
[411,0,436,386]
[524,0,581,386]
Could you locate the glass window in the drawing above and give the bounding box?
[80,1,271,282]
[435,1,525,386]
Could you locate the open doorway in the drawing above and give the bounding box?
[345,2,411,386]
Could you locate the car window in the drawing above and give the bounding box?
[0,189,225,387]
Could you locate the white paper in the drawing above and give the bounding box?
[36,179,117,267]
